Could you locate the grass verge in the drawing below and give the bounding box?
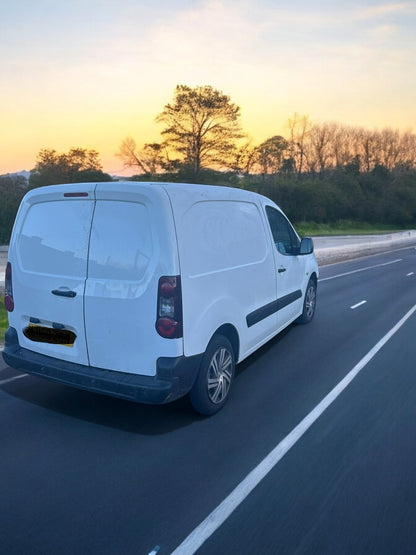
[295,221,403,237]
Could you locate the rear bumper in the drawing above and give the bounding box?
[2,327,202,404]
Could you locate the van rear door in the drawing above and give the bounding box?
[10,185,96,364]
[84,184,182,377]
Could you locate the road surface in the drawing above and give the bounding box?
[1,246,416,554]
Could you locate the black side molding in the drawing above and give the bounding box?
[246,290,302,327]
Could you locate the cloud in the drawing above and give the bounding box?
[353,2,416,20]
[365,24,398,41]
[139,0,259,67]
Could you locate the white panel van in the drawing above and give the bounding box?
[3,182,318,414]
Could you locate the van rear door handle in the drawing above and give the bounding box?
[278,268,287,273]
[51,289,77,298]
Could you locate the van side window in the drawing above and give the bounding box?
[265,206,300,255]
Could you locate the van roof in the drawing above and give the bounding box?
[25,181,275,207]
[138,181,269,203]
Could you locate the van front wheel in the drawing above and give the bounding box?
[296,278,317,324]
[190,335,235,416]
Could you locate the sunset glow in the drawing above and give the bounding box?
[1,0,416,176]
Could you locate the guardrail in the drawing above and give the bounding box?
[313,230,416,265]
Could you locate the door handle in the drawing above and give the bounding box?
[51,289,77,298]
[278,268,287,273]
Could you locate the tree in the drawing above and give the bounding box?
[356,128,376,173]
[117,137,169,175]
[254,135,289,178]
[286,113,312,175]
[156,85,244,179]
[232,141,257,175]
[331,123,358,169]
[306,123,333,173]
[0,175,27,243]
[29,147,111,187]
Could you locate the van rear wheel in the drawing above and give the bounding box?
[190,335,235,416]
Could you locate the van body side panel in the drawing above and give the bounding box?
[171,196,278,359]
[84,185,182,376]
[8,185,96,365]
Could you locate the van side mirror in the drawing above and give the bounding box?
[299,237,314,255]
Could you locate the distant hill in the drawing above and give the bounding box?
[1,170,30,183]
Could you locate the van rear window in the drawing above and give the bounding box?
[18,200,93,277]
[87,201,153,281]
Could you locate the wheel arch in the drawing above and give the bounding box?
[212,324,240,363]
[309,271,318,288]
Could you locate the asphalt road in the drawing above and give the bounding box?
[1,246,416,554]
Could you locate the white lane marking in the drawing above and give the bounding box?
[351,300,367,310]
[407,272,414,276]
[0,374,28,385]
[171,303,416,555]
[148,547,160,555]
[319,259,402,282]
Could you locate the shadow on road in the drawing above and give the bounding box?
[0,324,297,435]
[1,372,203,434]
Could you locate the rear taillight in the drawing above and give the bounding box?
[4,261,14,312]
[156,276,183,339]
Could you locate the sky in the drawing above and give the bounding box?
[1,0,415,176]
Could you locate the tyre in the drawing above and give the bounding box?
[296,278,317,324]
[190,335,235,416]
